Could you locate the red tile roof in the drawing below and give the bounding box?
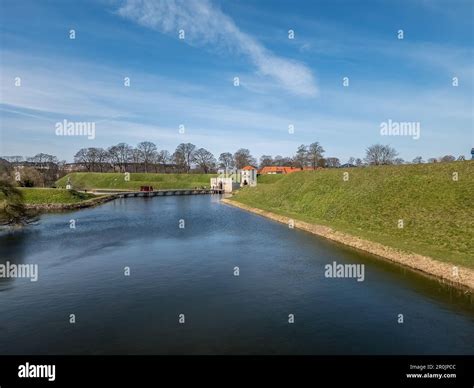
[241,165,257,170]
[258,166,322,174]
[258,166,298,174]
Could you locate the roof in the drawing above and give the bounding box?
[258,166,300,174]
[241,165,257,170]
[258,166,322,174]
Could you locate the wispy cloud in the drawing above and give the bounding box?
[115,0,318,97]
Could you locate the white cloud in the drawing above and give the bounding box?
[115,0,318,97]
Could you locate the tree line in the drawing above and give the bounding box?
[71,141,331,172]
[1,142,466,187]
[71,143,261,174]
[0,143,466,226]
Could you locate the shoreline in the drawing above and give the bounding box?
[24,195,116,212]
[221,198,474,292]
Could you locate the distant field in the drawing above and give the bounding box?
[18,188,97,204]
[56,173,217,190]
[232,161,474,268]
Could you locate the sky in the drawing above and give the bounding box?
[0,0,473,163]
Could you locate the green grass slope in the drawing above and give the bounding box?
[56,173,216,190]
[232,161,474,268]
[257,174,286,184]
[18,188,96,204]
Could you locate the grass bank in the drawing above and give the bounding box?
[230,161,473,270]
[18,188,97,204]
[56,173,216,191]
[0,188,110,213]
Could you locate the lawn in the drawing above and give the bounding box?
[18,188,97,204]
[56,173,216,190]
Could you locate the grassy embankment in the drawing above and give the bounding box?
[0,188,103,212]
[56,173,216,191]
[18,188,96,204]
[231,161,473,269]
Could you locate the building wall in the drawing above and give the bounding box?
[210,177,235,193]
[240,169,257,186]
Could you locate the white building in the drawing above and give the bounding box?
[211,166,258,192]
[210,177,239,193]
[240,166,257,187]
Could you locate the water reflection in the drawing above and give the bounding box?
[0,230,34,291]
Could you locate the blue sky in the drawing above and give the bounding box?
[1,0,473,162]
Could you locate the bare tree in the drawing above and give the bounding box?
[307,142,325,169]
[412,156,424,164]
[259,155,273,168]
[154,150,171,172]
[17,167,45,187]
[28,153,57,168]
[273,155,293,166]
[294,144,309,168]
[3,156,23,163]
[172,150,186,172]
[173,143,196,172]
[440,155,455,163]
[74,148,94,172]
[364,144,398,165]
[29,153,59,184]
[137,141,157,173]
[74,148,107,172]
[96,148,109,172]
[193,148,216,173]
[107,147,120,172]
[326,157,341,168]
[156,150,170,164]
[218,152,235,171]
[108,143,132,172]
[130,148,141,173]
[234,148,256,169]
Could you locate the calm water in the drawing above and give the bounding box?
[0,196,473,355]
